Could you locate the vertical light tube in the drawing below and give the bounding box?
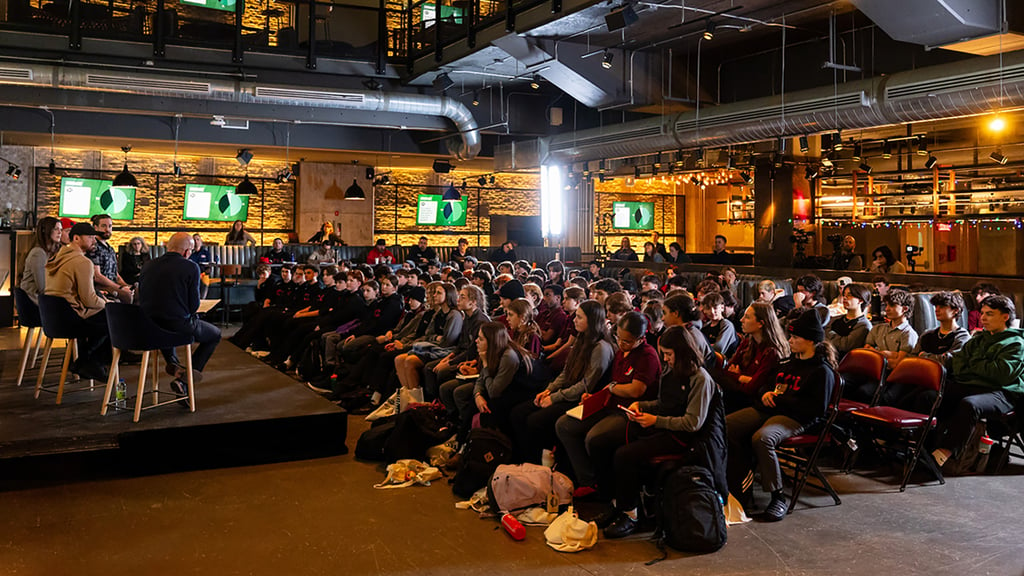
[541,164,564,239]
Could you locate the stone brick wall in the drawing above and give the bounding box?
[593,178,681,254]
[372,168,540,248]
[6,145,294,249]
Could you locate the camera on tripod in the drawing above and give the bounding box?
[906,245,923,272]
[789,228,816,267]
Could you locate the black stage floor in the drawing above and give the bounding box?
[0,332,347,484]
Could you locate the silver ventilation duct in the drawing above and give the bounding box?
[0,63,481,160]
[541,50,1024,165]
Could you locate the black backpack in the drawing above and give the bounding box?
[383,404,452,463]
[653,465,727,558]
[354,418,396,461]
[298,337,326,382]
[451,428,513,498]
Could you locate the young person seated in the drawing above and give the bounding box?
[603,326,728,538]
[967,282,1000,333]
[265,237,295,268]
[392,282,463,391]
[826,283,873,359]
[604,291,635,330]
[610,237,639,261]
[538,285,569,345]
[429,285,490,405]
[700,292,738,357]
[545,260,565,287]
[554,312,661,498]
[783,275,830,327]
[712,302,789,412]
[851,288,918,402]
[511,300,614,463]
[506,297,543,357]
[667,242,691,264]
[544,286,584,371]
[337,275,404,363]
[591,278,622,306]
[931,295,1024,473]
[663,293,714,368]
[726,310,837,521]
[642,241,665,263]
[868,275,891,322]
[643,300,665,347]
[450,238,471,268]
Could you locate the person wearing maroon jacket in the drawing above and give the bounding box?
[555,311,661,497]
[538,284,568,344]
[711,302,790,412]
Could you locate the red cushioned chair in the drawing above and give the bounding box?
[778,369,845,513]
[849,357,945,492]
[837,348,887,413]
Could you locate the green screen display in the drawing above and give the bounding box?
[612,201,654,230]
[416,194,468,226]
[178,0,236,13]
[421,3,463,25]
[183,184,249,222]
[59,178,136,221]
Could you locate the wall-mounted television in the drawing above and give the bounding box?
[416,194,468,226]
[178,0,236,13]
[612,201,654,230]
[183,184,249,222]
[59,177,136,221]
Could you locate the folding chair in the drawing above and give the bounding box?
[991,409,1024,474]
[837,348,887,412]
[13,287,45,386]
[101,302,196,422]
[850,357,946,491]
[778,369,845,513]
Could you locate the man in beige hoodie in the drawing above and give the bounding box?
[45,222,110,380]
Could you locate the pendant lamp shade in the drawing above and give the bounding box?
[235,175,258,196]
[112,162,138,188]
[345,178,365,200]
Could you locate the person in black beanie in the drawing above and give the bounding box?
[725,309,837,522]
[494,278,526,318]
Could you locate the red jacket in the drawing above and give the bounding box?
[367,247,395,264]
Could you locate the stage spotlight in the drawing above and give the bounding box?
[433,72,454,91]
[924,155,937,170]
[739,171,752,184]
[859,162,872,174]
[882,140,892,159]
[477,175,487,186]
[916,138,928,156]
[472,91,479,106]
[852,143,862,161]
[236,149,253,166]
[602,50,613,69]
[432,159,454,173]
[798,135,809,154]
[530,75,541,90]
[990,148,1008,165]
[703,20,716,40]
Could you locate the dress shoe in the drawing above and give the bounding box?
[603,512,638,539]
[589,506,619,530]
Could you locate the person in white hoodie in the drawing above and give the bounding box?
[44,222,110,380]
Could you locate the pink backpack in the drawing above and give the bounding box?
[488,463,574,513]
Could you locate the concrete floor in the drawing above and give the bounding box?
[2,327,1023,575]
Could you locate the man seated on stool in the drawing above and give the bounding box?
[44,222,111,381]
[138,232,222,398]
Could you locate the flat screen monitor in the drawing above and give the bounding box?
[416,194,468,226]
[59,177,136,221]
[183,184,249,222]
[612,201,654,230]
[178,0,236,13]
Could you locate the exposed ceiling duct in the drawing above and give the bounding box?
[539,50,1024,165]
[0,63,481,160]
[850,0,1001,48]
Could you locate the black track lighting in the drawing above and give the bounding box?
[805,166,819,180]
[6,164,20,179]
[798,135,809,154]
[530,75,541,90]
[173,163,182,177]
[602,50,613,69]
[739,171,752,184]
[489,175,495,184]
[990,148,1008,165]
[433,72,454,92]
[236,148,253,166]
[277,166,293,183]
[924,155,938,170]
[882,140,892,159]
[859,162,872,174]
[703,20,716,41]
[832,133,844,151]
[477,175,487,186]
[432,159,454,174]
[362,78,382,90]
[472,91,480,106]
[916,138,928,156]
[48,159,55,175]
[852,143,862,161]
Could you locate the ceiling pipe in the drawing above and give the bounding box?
[0,62,481,160]
[539,50,1024,165]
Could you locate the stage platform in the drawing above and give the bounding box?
[0,329,347,483]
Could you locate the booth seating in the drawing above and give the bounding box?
[34,294,94,404]
[13,288,45,387]
[101,302,196,422]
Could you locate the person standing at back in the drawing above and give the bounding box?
[138,232,222,395]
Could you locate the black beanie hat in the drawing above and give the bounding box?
[406,285,427,304]
[499,279,526,300]
[787,309,825,343]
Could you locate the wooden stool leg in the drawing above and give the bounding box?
[101,348,122,416]
[30,328,44,368]
[184,344,195,412]
[151,351,160,405]
[134,351,150,423]
[16,326,36,386]
[56,340,74,405]
[34,337,54,398]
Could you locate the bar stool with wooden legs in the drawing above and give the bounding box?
[101,302,195,422]
[35,294,96,403]
[13,288,45,386]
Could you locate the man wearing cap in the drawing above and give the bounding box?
[45,222,111,380]
[367,239,395,265]
[87,214,132,303]
[407,236,436,268]
[138,232,222,395]
[726,309,835,522]
[59,217,75,245]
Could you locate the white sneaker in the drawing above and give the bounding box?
[253,350,271,359]
[370,391,382,405]
[306,381,332,394]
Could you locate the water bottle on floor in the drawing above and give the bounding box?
[115,378,127,409]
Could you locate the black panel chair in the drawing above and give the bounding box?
[34,294,94,403]
[13,288,45,387]
[101,302,195,422]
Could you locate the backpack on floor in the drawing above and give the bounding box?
[655,465,727,555]
[451,428,514,498]
[354,418,396,461]
[383,403,452,463]
[298,337,326,382]
[487,463,574,513]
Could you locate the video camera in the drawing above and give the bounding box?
[906,244,923,272]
